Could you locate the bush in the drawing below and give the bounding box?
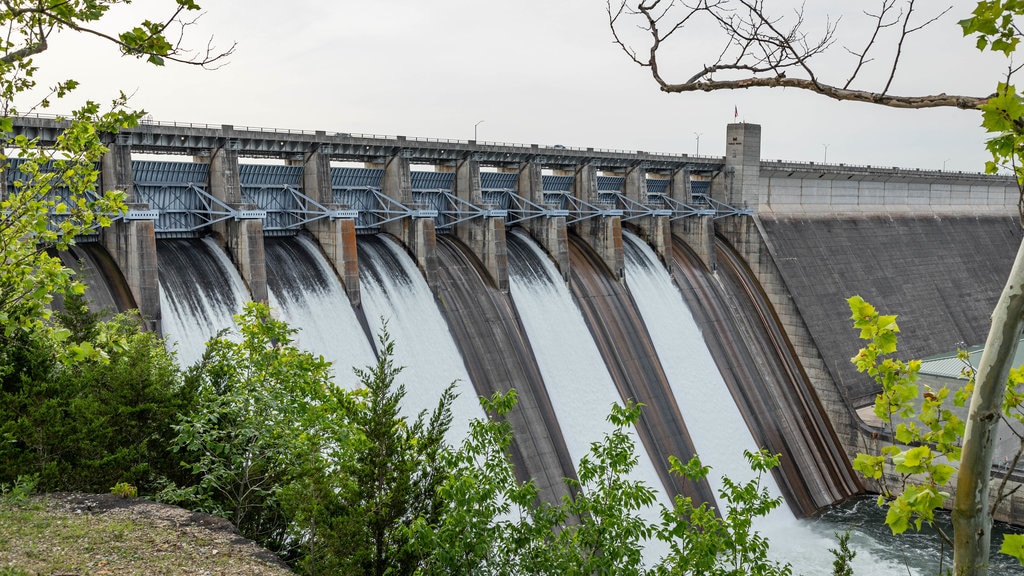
[0,293,192,494]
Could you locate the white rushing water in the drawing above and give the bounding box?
[159,237,250,367]
[621,231,922,575]
[357,236,484,442]
[266,235,376,384]
[507,230,671,562]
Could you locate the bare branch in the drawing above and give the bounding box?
[660,75,987,109]
[882,1,952,96]
[607,0,986,111]
[844,1,900,89]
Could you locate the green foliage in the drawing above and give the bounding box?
[0,475,37,506]
[652,450,791,576]
[311,323,456,576]
[829,531,856,576]
[961,1,1024,55]
[0,294,189,494]
[849,296,1024,570]
[110,482,137,498]
[0,0,227,379]
[406,389,537,576]
[163,302,341,553]
[522,400,659,576]
[847,296,964,536]
[1001,533,1024,563]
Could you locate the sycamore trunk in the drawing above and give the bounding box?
[953,237,1024,576]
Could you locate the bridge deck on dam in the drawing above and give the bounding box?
[758,214,1024,407]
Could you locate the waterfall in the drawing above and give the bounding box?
[357,235,485,442]
[143,227,983,575]
[265,235,375,380]
[157,238,250,367]
[623,231,782,497]
[622,231,924,575]
[433,236,576,505]
[507,230,670,561]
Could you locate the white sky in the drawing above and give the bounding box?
[28,0,1009,172]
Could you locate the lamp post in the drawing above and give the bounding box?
[474,120,485,141]
[694,132,702,156]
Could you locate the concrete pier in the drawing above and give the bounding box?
[382,153,438,288]
[302,147,361,306]
[225,207,268,303]
[99,144,161,330]
[98,206,160,332]
[205,144,268,303]
[669,168,715,271]
[573,163,623,279]
[454,158,509,291]
[623,164,674,271]
[518,162,569,282]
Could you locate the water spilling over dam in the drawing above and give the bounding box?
[24,117,1024,571]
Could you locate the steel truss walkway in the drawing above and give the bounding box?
[18,160,750,238]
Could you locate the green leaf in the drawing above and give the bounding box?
[1000,533,1024,564]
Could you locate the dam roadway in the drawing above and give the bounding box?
[11,116,1024,521]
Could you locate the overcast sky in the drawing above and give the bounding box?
[29,0,1008,173]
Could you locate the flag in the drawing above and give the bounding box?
[734,105,738,120]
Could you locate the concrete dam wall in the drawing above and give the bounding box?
[759,214,1022,407]
[714,122,1024,521]
[19,116,1024,522]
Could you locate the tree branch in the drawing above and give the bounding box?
[843,1,900,89]
[0,4,234,68]
[659,75,988,109]
[608,0,984,110]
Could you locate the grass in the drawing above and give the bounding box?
[0,494,293,576]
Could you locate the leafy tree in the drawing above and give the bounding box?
[848,296,1024,571]
[652,450,791,576]
[829,532,856,576]
[163,302,341,552]
[537,400,659,576]
[0,0,232,367]
[450,398,791,576]
[406,389,538,576]
[609,2,1024,573]
[0,295,189,494]
[319,324,456,576]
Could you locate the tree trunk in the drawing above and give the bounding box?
[954,237,1024,576]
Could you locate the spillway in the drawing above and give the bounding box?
[670,237,859,515]
[565,234,715,506]
[622,232,780,498]
[101,227,948,573]
[157,238,250,366]
[357,235,484,441]
[265,235,375,380]
[623,231,935,575]
[506,230,672,560]
[433,235,576,504]
[58,243,135,316]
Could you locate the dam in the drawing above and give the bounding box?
[13,116,1024,524]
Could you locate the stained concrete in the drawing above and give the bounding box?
[758,214,1023,407]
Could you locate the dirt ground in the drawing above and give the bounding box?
[0,492,295,575]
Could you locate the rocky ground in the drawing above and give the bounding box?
[0,492,294,575]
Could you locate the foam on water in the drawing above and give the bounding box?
[265,235,376,385]
[158,237,250,367]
